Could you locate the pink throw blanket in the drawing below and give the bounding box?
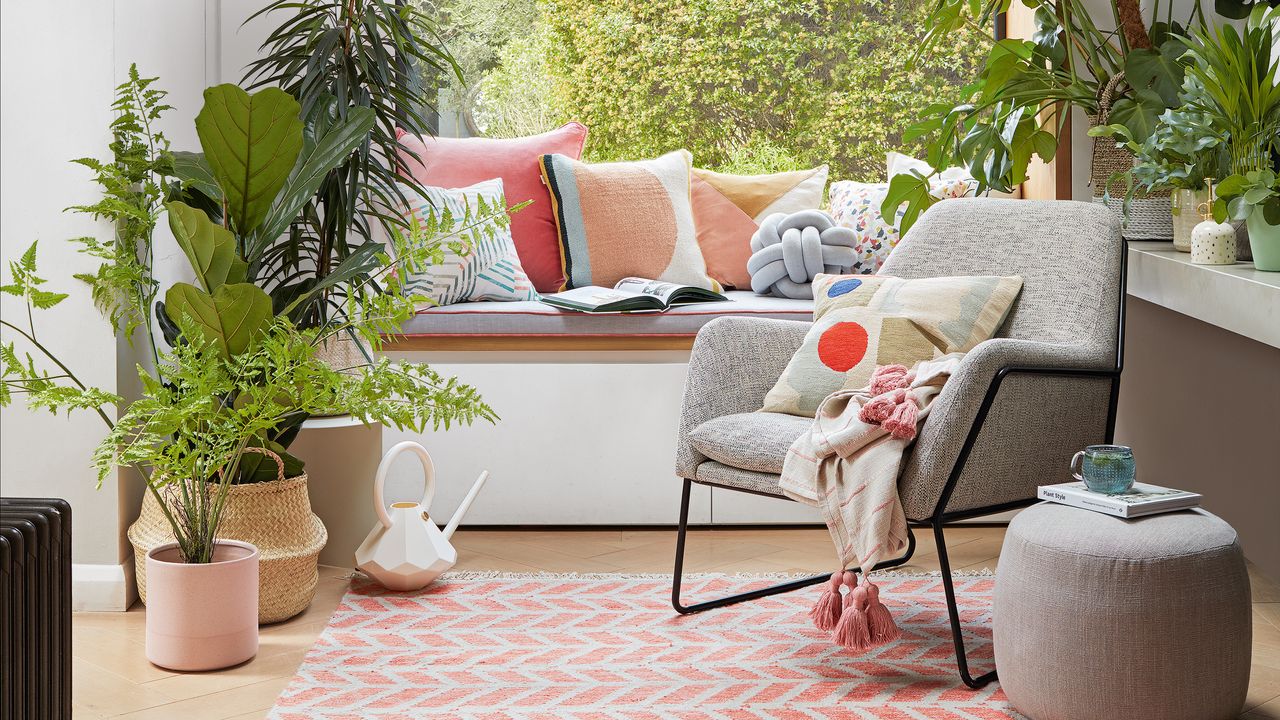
[778,354,963,650]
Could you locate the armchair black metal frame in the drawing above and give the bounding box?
[672,245,1128,690]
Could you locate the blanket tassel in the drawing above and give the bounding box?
[832,573,872,651]
[864,581,901,644]
[810,571,845,632]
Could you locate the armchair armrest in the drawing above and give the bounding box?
[898,338,1120,520]
[675,316,811,478]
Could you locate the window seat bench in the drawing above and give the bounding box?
[383,291,814,351]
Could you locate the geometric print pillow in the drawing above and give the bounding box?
[761,273,1023,416]
[393,179,538,306]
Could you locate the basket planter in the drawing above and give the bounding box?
[1089,73,1173,241]
[128,451,327,624]
[145,540,259,671]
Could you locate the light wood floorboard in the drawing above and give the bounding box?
[70,527,1280,719]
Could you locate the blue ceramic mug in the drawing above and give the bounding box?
[1070,444,1136,494]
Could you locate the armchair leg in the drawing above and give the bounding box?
[931,520,998,689]
[671,478,917,614]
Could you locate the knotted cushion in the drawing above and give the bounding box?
[995,503,1251,720]
[747,210,857,299]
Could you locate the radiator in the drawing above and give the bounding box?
[1,498,72,720]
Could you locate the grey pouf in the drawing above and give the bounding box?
[994,504,1250,720]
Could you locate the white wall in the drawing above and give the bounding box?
[0,0,272,609]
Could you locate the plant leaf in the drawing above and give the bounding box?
[171,151,223,204]
[249,103,376,259]
[163,282,272,359]
[1124,40,1187,106]
[880,173,938,237]
[195,85,303,236]
[1108,89,1166,143]
[167,201,245,293]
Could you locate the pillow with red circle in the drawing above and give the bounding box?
[761,273,1022,417]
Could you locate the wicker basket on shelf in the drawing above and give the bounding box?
[1089,72,1173,240]
[128,448,327,624]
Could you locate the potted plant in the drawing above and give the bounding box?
[1090,77,1230,251]
[885,0,1200,236]
[1215,168,1280,270]
[2,69,502,669]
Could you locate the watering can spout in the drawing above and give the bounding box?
[442,471,490,541]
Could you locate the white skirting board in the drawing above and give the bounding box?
[72,558,135,612]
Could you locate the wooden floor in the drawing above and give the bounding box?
[72,526,1280,719]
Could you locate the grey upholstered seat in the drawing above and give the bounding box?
[688,412,811,476]
[675,199,1124,521]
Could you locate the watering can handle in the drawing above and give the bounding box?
[373,441,436,529]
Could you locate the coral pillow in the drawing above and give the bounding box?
[395,123,588,292]
[540,150,720,292]
[761,273,1023,416]
[690,175,758,290]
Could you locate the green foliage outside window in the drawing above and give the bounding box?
[423,0,986,181]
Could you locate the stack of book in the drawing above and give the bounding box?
[1037,481,1202,518]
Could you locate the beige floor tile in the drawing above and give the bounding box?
[111,677,290,720]
[72,658,177,717]
[139,648,308,702]
[1245,694,1280,720]
[1252,563,1280,603]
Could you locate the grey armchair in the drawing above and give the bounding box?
[671,199,1126,689]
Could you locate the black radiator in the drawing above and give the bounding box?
[1,498,72,720]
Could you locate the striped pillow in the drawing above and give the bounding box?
[540,150,720,292]
[393,179,538,306]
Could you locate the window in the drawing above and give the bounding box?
[418,0,986,182]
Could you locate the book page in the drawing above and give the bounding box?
[552,286,641,309]
[613,277,681,304]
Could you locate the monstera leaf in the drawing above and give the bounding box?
[167,201,246,293]
[196,85,303,237]
[163,282,272,359]
[1108,89,1166,144]
[1124,40,1187,107]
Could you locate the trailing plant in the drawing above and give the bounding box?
[2,68,505,563]
[887,0,1203,233]
[240,0,461,329]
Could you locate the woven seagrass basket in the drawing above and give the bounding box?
[128,448,327,624]
[1090,72,1173,240]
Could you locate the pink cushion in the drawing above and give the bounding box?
[396,123,588,292]
[691,175,759,290]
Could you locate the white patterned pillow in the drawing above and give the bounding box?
[827,179,980,276]
[393,179,538,305]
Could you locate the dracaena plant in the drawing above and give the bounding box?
[884,0,1204,234]
[238,0,461,330]
[2,67,504,562]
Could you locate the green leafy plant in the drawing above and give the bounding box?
[1214,168,1280,224]
[889,0,1202,232]
[2,68,504,562]
[241,0,461,329]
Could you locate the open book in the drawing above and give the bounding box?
[540,278,727,313]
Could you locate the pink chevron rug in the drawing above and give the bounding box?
[269,572,1022,719]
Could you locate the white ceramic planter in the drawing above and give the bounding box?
[145,540,259,671]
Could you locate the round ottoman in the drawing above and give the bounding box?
[994,503,1251,720]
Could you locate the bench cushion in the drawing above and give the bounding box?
[396,291,812,337]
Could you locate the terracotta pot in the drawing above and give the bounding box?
[145,540,259,671]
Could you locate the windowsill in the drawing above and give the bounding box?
[1127,241,1280,349]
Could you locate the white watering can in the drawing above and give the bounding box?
[354,441,490,591]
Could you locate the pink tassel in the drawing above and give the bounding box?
[859,391,900,424]
[864,581,901,644]
[868,364,910,396]
[882,397,919,440]
[809,572,845,631]
[832,583,872,651]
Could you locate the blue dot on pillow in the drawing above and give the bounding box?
[827,278,862,298]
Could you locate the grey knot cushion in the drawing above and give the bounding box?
[994,503,1251,720]
[747,210,857,298]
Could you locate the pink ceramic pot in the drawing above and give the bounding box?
[145,540,259,671]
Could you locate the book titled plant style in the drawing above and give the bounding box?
[1037,482,1202,519]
